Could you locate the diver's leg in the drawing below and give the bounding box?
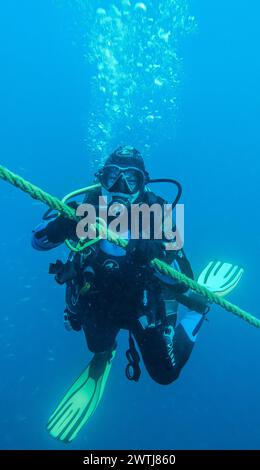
[133,310,205,385]
[82,308,119,354]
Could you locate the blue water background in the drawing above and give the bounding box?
[0,0,259,449]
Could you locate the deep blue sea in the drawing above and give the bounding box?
[0,0,259,450]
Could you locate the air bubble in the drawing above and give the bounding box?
[134,3,147,13]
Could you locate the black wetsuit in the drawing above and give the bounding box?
[32,189,205,385]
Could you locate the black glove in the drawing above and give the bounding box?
[126,239,166,267]
[35,202,78,244]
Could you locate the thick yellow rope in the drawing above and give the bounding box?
[0,165,75,220]
[1,164,259,329]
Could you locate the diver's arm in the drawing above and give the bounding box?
[174,290,210,314]
[154,247,194,294]
[150,193,194,292]
[157,247,210,313]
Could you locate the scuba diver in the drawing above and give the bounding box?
[32,145,210,443]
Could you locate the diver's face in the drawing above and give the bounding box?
[100,164,145,206]
[100,165,145,195]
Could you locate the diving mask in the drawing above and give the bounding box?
[99,164,146,195]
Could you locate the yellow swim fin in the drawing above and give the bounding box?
[197,261,244,297]
[47,349,115,443]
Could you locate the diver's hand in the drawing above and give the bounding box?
[187,291,211,314]
[174,290,211,314]
[36,202,78,244]
[126,239,166,267]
